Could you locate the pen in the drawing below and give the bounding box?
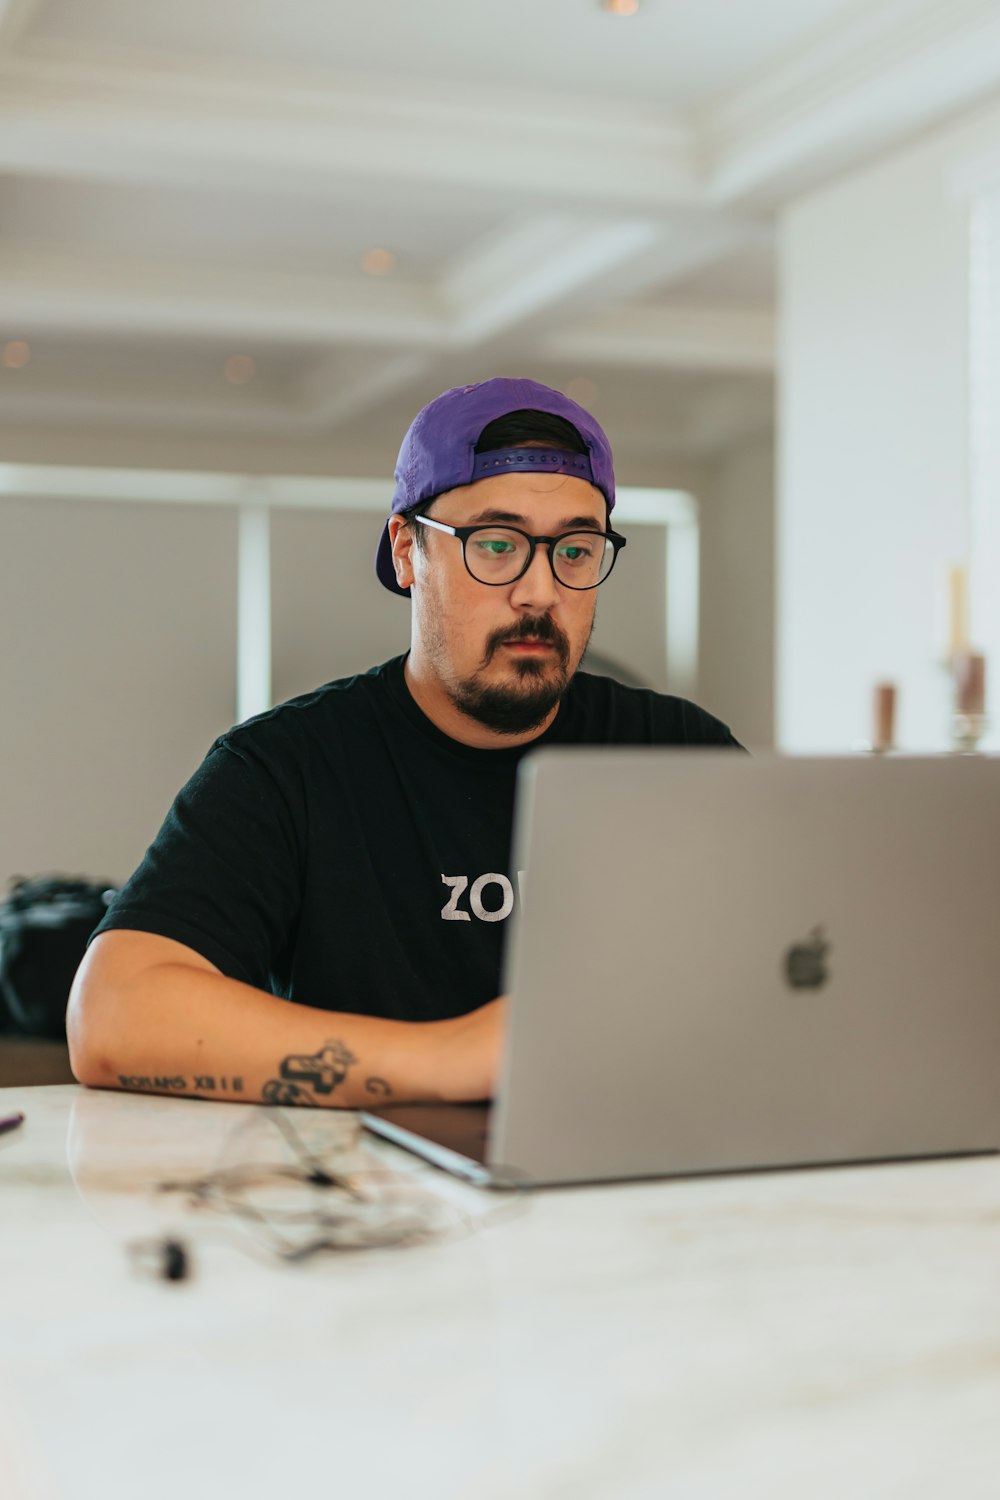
[0,1112,24,1136]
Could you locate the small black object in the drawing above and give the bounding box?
[161,1239,190,1282]
[128,1236,192,1283]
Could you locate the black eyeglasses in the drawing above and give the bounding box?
[416,515,626,590]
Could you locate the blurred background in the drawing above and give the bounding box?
[3,0,1000,893]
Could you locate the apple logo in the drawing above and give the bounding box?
[784,926,830,989]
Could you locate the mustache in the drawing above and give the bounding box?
[482,615,570,667]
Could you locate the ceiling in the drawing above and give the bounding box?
[2,0,1000,480]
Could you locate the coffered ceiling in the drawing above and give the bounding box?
[2,0,1000,477]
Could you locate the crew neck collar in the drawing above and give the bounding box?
[382,653,572,764]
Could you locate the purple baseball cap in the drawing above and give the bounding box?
[375,377,616,597]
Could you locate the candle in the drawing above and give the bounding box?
[948,565,969,658]
[953,651,983,714]
[872,682,896,752]
[956,652,986,715]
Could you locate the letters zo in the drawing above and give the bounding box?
[441,872,526,923]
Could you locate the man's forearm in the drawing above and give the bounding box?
[69,953,463,1108]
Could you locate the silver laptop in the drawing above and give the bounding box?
[362,751,1000,1187]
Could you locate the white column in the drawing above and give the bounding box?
[615,487,700,698]
[237,500,272,722]
[665,517,700,699]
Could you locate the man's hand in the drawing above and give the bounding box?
[433,996,507,1103]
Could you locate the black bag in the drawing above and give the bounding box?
[0,876,117,1040]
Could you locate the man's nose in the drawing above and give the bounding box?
[509,543,560,610]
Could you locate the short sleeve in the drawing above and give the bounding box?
[92,739,305,989]
[674,698,746,749]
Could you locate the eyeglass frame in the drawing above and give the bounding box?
[413,513,627,590]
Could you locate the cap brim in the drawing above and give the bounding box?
[376,519,411,598]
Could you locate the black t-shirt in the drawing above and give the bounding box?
[95,655,741,1020]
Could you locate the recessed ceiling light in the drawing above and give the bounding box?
[602,0,640,14]
[361,248,396,277]
[224,354,256,385]
[566,376,599,408]
[2,340,30,370]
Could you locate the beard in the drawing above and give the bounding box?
[448,613,584,736]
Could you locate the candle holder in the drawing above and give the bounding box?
[951,711,988,754]
[950,651,987,752]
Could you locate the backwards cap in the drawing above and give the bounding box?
[375,377,616,596]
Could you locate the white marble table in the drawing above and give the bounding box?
[3,1084,1000,1500]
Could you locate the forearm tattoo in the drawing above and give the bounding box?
[117,1048,394,1107]
[261,1040,358,1106]
[118,1075,244,1094]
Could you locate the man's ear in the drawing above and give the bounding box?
[387,514,416,591]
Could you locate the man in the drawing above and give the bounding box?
[68,378,741,1108]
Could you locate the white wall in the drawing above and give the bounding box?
[779,95,1000,752]
[699,432,775,750]
[0,497,238,889]
[270,509,411,702]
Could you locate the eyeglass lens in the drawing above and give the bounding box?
[465,529,615,587]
